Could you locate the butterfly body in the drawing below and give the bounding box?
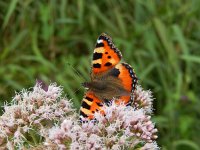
[82,69,130,101]
[80,33,137,120]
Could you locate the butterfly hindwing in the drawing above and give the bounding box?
[80,91,104,120]
[92,33,122,74]
[113,63,137,105]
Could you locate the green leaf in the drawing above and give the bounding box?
[181,55,200,64]
[174,140,200,150]
[3,0,18,28]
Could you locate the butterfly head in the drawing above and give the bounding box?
[81,82,90,90]
[82,80,106,91]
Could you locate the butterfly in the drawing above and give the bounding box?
[80,33,137,120]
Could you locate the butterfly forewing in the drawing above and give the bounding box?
[92,33,122,74]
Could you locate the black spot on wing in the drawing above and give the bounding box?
[96,102,103,107]
[82,101,91,109]
[126,101,131,106]
[96,42,104,48]
[103,99,110,106]
[80,110,88,118]
[104,62,112,66]
[98,33,122,59]
[93,63,101,68]
[93,52,103,60]
[109,68,120,77]
[107,56,111,59]
[85,96,93,102]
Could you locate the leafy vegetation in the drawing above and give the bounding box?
[0,0,200,149]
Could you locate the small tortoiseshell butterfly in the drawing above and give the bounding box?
[80,33,137,120]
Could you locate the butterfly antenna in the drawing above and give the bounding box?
[66,62,87,82]
[72,86,83,95]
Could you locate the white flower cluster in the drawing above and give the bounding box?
[0,83,74,149]
[133,85,154,113]
[47,86,159,150]
[0,84,159,150]
[47,102,158,149]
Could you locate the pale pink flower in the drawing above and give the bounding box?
[86,134,103,149]
[141,142,159,150]
[0,83,74,149]
[112,144,121,150]
[134,86,154,113]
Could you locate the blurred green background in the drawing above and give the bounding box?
[1,0,200,149]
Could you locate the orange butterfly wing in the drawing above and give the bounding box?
[80,91,104,120]
[114,63,137,105]
[92,33,122,74]
[80,33,122,120]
